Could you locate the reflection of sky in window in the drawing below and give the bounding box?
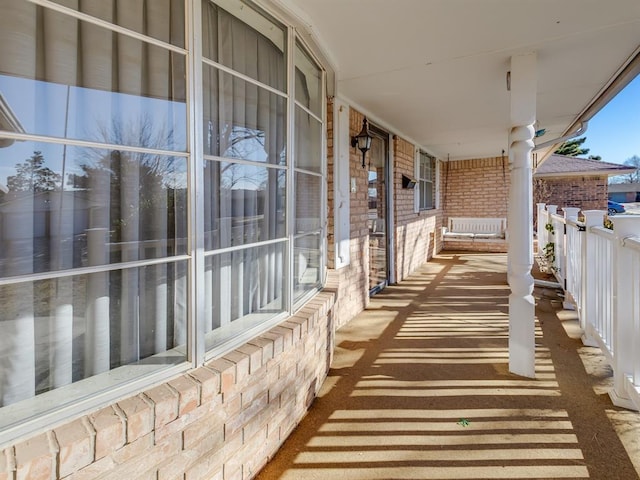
[0,75,187,151]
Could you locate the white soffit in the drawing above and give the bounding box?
[274,0,640,160]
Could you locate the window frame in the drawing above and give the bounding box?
[416,150,436,211]
[0,0,327,447]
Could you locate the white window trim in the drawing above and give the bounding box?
[333,98,351,269]
[414,147,420,213]
[416,149,437,212]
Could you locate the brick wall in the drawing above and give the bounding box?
[442,156,509,252]
[443,156,510,218]
[533,176,608,214]
[0,285,337,480]
[393,136,442,282]
[331,109,370,329]
[328,108,447,326]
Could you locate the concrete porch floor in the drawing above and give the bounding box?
[256,252,640,480]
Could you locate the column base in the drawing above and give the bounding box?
[509,293,536,378]
[609,388,637,411]
[581,334,599,348]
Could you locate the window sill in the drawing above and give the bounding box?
[0,350,188,449]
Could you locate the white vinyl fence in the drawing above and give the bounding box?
[537,203,640,411]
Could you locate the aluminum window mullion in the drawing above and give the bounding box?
[204,237,289,257]
[0,255,192,287]
[286,25,296,314]
[203,153,288,170]
[27,0,188,55]
[202,57,288,98]
[187,0,205,367]
[294,101,322,124]
[293,167,323,177]
[0,130,190,158]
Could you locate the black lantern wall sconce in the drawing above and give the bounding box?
[351,117,373,168]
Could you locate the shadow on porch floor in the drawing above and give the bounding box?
[255,252,640,480]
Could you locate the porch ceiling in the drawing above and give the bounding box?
[273,0,640,160]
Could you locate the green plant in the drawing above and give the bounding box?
[457,418,470,427]
[536,240,558,274]
[545,222,555,235]
[604,217,613,230]
[543,241,555,264]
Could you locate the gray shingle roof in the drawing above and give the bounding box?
[534,154,636,178]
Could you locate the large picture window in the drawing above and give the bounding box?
[0,0,325,444]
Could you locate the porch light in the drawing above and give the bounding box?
[351,117,373,168]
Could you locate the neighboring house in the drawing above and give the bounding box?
[608,182,640,203]
[533,154,635,213]
[0,2,639,480]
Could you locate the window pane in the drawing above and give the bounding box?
[202,0,286,92]
[418,152,435,210]
[0,5,187,151]
[295,42,322,116]
[295,107,322,173]
[203,67,286,165]
[295,172,321,233]
[204,161,286,250]
[49,0,186,47]
[204,243,286,350]
[294,233,321,301]
[0,261,188,407]
[0,142,188,277]
[425,181,434,209]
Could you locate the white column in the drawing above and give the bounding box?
[508,53,537,378]
[610,216,640,410]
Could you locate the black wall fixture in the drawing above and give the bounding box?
[402,174,417,189]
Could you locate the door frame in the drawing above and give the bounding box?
[367,123,394,295]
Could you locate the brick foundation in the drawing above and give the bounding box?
[393,136,442,281]
[1,281,337,480]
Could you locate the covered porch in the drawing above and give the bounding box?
[257,252,640,479]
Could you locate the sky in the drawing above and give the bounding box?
[581,74,640,165]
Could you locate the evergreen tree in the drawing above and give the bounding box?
[7,151,61,192]
[554,137,590,157]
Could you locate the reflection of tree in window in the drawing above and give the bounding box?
[94,113,180,157]
[221,163,267,191]
[223,126,267,163]
[7,151,61,192]
[72,114,186,249]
